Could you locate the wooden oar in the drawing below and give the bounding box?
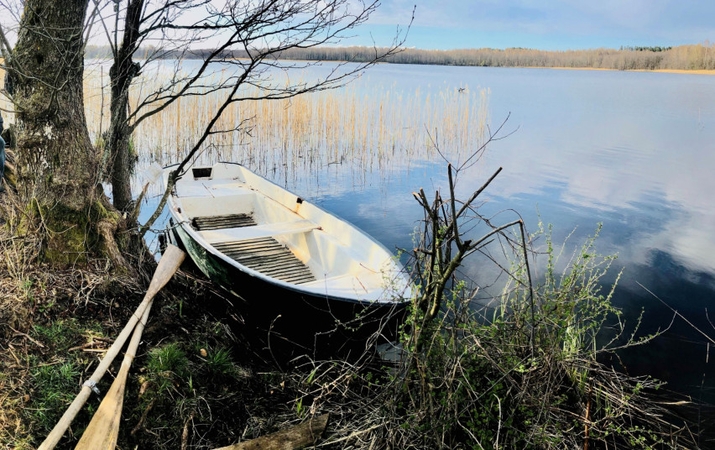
[74,291,153,449]
[38,244,185,450]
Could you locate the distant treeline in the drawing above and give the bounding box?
[620,45,672,52]
[85,43,715,71]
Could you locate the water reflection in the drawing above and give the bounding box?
[616,251,715,401]
[322,67,715,400]
[125,63,715,400]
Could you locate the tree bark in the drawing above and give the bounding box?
[108,0,145,212]
[10,0,119,266]
[13,0,95,207]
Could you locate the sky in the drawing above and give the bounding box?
[352,0,715,50]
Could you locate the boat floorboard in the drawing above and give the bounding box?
[213,237,316,285]
[192,213,256,230]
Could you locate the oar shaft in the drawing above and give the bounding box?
[39,297,151,450]
[74,297,153,450]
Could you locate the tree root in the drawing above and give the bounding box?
[97,218,127,269]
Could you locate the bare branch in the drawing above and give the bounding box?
[134,0,412,232]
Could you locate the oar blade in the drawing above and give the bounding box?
[74,366,128,450]
[145,243,186,299]
[74,245,184,449]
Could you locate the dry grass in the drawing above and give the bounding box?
[274,223,701,449]
[0,188,147,448]
[1,59,492,448]
[543,66,715,75]
[0,189,297,448]
[361,44,715,71]
[649,69,715,75]
[1,59,707,448]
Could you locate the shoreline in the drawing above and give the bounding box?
[648,68,715,75]
[520,66,715,75]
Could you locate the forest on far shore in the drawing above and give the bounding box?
[86,43,715,71]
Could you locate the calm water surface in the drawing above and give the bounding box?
[141,63,715,401]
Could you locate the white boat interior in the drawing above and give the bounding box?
[168,163,413,303]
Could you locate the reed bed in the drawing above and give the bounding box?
[275,43,715,71]
[81,61,490,195]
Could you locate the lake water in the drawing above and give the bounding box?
[134,62,715,401]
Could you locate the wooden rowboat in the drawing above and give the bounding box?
[163,162,413,354]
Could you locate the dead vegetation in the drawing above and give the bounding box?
[0,105,709,449]
[253,43,715,72]
[0,191,310,449]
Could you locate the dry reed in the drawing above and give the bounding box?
[81,61,490,196]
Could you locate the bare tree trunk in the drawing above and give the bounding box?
[13,0,95,206]
[108,0,144,212]
[10,0,123,267]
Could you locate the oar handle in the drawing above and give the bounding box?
[38,244,185,450]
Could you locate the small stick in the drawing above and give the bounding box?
[10,326,45,348]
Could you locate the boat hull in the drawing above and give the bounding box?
[162,163,409,357]
[168,221,408,357]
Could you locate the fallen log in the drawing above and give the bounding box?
[214,414,329,450]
